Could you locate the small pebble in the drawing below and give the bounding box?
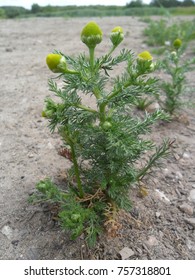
[119,247,134,260]
[184,218,195,228]
[163,168,169,174]
[186,239,195,252]
[175,171,183,180]
[188,189,195,204]
[47,142,54,149]
[1,225,13,240]
[155,212,161,218]
[28,153,34,158]
[155,189,170,203]
[144,236,158,247]
[179,203,193,215]
[11,240,19,246]
[145,102,160,113]
[182,152,190,159]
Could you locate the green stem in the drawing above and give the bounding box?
[76,104,97,114]
[88,46,102,101]
[99,103,107,123]
[63,69,80,75]
[89,47,95,70]
[107,45,117,57]
[69,141,84,198]
[93,87,102,99]
[99,80,132,124]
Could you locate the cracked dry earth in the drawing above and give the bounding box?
[0,16,195,260]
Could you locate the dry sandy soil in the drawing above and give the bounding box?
[0,16,195,260]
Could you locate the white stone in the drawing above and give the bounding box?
[1,225,13,240]
[155,212,161,218]
[47,142,54,149]
[155,189,170,203]
[182,152,190,159]
[144,236,158,247]
[28,153,34,158]
[119,247,134,260]
[163,168,169,174]
[175,171,183,180]
[188,189,195,204]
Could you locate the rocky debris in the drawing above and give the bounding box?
[188,189,195,204]
[182,152,190,159]
[175,171,183,181]
[163,168,169,175]
[28,153,34,158]
[145,102,160,113]
[47,142,54,149]
[186,239,195,252]
[184,218,195,228]
[155,212,161,218]
[119,247,135,260]
[144,236,158,247]
[1,225,14,240]
[155,189,170,203]
[179,203,194,215]
[11,240,19,246]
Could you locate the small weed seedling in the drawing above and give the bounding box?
[158,38,195,115]
[32,22,172,246]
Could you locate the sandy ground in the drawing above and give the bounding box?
[0,16,195,260]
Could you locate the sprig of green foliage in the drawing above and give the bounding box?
[158,39,195,115]
[32,21,172,246]
[143,18,195,51]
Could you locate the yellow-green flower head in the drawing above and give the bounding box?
[46,53,67,73]
[81,21,103,48]
[173,38,182,50]
[110,26,124,47]
[138,51,153,61]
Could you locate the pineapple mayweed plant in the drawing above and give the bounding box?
[32,21,172,246]
[158,38,195,115]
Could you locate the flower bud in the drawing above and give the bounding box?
[171,51,177,58]
[137,51,153,61]
[46,53,67,73]
[137,51,153,72]
[110,26,124,47]
[102,121,112,130]
[173,38,182,50]
[81,21,103,49]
